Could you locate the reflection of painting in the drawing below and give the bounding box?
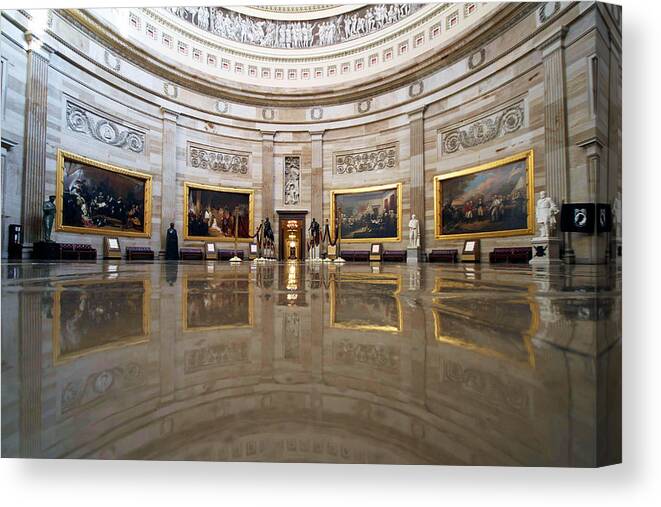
[435,151,534,240]
[330,183,402,242]
[183,275,253,331]
[56,149,152,237]
[330,274,402,332]
[184,182,254,241]
[53,280,150,363]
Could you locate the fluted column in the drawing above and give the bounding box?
[21,32,51,244]
[261,131,275,222]
[408,108,426,249]
[19,291,42,457]
[310,130,324,223]
[538,26,574,262]
[160,108,178,253]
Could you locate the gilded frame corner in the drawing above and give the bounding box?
[329,181,403,244]
[433,150,535,241]
[55,148,153,238]
[183,181,255,242]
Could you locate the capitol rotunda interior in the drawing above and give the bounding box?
[0,2,621,466]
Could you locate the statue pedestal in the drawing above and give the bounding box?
[407,247,420,265]
[529,237,562,266]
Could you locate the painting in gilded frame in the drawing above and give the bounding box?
[184,182,254,242]
[434,150,534,240]
[330,182,402,243]
[56,149,152,237]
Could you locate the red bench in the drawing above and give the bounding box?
[383,250,406,262]
[340,250,370,262]
[179,247,204,260]
[60,243,97,260]
[428,249,459,263]
[126,246,155,260]
[489,247,532,264]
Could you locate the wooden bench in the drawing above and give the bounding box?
[218,250,245,261]
[383,250,407,262]
[179,247,204,261]
[340,250,370,262]
[428,249,459,263]
[126,246,155,260]
[489,247,532,264]
[60,243,97,260]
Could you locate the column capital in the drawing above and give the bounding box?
[537,25,568,58]
[576,136,605,156]
[24,31,54,61]
[309,130,324,141]
[408,106,426,122]
[261,130,276,141]
[160,107,179,122]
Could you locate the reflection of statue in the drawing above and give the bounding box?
[408,214,420,248]
[535,191,559,238]
[165,222,179,260]
[43,195,56,242]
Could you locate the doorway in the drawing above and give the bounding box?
[277,211,307,261]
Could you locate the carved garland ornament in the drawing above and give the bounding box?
[442,101,525,154]
[188,143,249,174]
[66,101,145,153]
[335,144,397,175]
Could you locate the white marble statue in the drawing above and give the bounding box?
[535,191,560,238]
[612,190,622,239]
[408,214,420,248]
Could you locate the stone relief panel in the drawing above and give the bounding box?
[165,4,422,49]
[334,143,398,175]
[333,339,400,373]
[284,156,301,205]
[184,340,250,374]
[188,142,250,175]
[65,100,146,153]
[440,100,525,155]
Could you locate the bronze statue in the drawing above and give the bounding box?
[165,222,179,260]
[43,195,56,242]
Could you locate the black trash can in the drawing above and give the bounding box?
[8,224,23,260]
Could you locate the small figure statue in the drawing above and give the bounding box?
[408,214,420,248]
[535,191,560,238]
[43,195,56,242]
[165,222,179,260]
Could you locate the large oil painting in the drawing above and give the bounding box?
[434,150,534,240]
[330,182,402,243]
[184,182,254,241]
[56,149,152,237]
[52,279,150,363]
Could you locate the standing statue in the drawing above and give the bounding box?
[263,217,275,259]
[408,214,420,248]
[165,222,179,260]
[43,195,56,242]
[535,191,560,238]
[308,218,321,260]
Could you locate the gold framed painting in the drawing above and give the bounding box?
[56,149,152,238]
[52,278,151,364]
[184,181,254,242]
[434,150,534,240]
[329,273,403,333]
[330,182,402,243]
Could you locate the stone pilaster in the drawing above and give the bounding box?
[408,108,426,249]
[19,291,42,457]
[577,138,607,264]
[160,107,178,252]
[310,130,324,223]
[538,26,574,262]
[261,131,275,222]
[21,32,51,244]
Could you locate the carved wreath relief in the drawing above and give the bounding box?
[442,101,525,154]
[188,143,249,174]
[284,156,301,205]
[66,101,145,153]
[335,144,397,175]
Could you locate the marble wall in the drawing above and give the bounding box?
[0,3,622,263]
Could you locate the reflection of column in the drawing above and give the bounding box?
[159,266,177,402]
[310,131,324,223]
[19,291,42,457]
[408,108,425,250]
[160,108,179,253]
[21,33,51,244]
[538,27,573,262]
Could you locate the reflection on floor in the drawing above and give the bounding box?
[1,260,621,466]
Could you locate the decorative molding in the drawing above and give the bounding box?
[188,142,250,175]
[408,80,424,97]
[66,99,146,153]
[441,99,525,154]
[103,50,120,71]
[284,155,301,205]
[262,107,275,120]
[468,48,486,69]
[334,143,398,175]
[184,341,250,374]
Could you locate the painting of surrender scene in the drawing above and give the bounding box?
[331,183,402,242]
[435,151,534,239]
[57,150,152,237]
[185,182,254,241]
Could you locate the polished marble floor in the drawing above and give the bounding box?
[1,260,621,466]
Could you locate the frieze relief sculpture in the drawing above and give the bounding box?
[189,143,249,174]
[335,144,397,174]
[284,156,301,205]
[165,4,420,49]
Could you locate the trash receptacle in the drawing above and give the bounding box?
[8,224,23,260]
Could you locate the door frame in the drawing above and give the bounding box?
[276,210,307,261]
